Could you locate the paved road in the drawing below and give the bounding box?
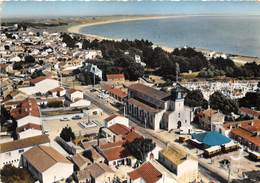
[84,91,117,115]
[83,89,230,183]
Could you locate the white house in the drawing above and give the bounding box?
[22,145,73,183]
[10,98,41,128]
[70,99,91,108]
[83,63,103,80]
[0,135,50,169]
[16,123,42,139]
[10,56,21,62]
[66,89,84,102]
[158,147,198,183]
[85,50,102,60]
[16,115,41,128]
[48,87,66,97]
[104,114,129,128]
[134,55,146,67]
[19,76,60,95]
[76,163,114,183]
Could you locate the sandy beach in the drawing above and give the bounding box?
[66,15,260,63]
[67,15,182,52]
[67,15,177,37]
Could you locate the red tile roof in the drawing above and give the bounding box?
[109,123,130,136]
[125,131,143,143]
[99,140,124,149]
[0,135,50,153]
[101,84,112,91]
[107,74,125,80]
[128,162,162,183]
[22,146,71,172]
[0,64,7,69]
[230,119,260,147]
[101,146,130,161]
[240,107,260,118]
[108,124,142,142]
[67,88,81,94]
[109,88,127,99]
[231,128,260,147]
[30,76,51,84]
[224,119,260,131]
[10,98,40,120]
[16,123,42,133]
[48,87,65,93]
[104,114,119,122]
[101,84,127,99]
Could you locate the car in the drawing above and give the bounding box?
[90,89,97,92]
[71,115,82,120]
[60,117,69,121]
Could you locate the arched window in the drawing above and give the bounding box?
[177,121,182,129]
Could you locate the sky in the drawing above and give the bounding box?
[1,1,260,19]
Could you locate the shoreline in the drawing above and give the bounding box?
[66,15,260,63]
[67,15,186,52]
[68,15,180,36]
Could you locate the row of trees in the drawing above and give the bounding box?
[184,89,239,115]
[239,91,260,110]
[61,33,260,81]
[0,165,33,183]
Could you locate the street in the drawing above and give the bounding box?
[83,89,232,183]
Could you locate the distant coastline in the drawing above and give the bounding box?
[67,15,181,52]
[66,15,260,64]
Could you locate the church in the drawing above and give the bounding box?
[126,83,194,133]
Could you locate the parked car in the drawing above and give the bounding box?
[72,115,82,120]
[60,117,69,121]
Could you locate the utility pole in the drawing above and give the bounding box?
[176,62,180,84]
[92,66,96,89]
[144,117,147,129]
[123,102,126,116]
[93,71,95,89]
[228,164,231,183]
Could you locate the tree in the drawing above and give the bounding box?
[209,91,239,115]
[0,165,33,183]
[60,33,77,48]
[126,62,144,81]
[60,126,75,142]
[124,138,156,161]
[13,62,23,70]
[239,92,260,110]
[24,55,35,64]
[31,70,45,79]
[184,90,208,109]
[150,47,169,68]
[77,71,101,85]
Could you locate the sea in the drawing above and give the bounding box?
[2,1,260,57]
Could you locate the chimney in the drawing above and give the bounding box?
[113,135,116,143]
[229,125,232,130]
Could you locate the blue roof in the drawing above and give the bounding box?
[192,131,231,147]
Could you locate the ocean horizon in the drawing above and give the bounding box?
[2,1,260,57]
[80,15,260,58]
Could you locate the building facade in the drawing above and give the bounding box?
[126,84,193,132]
